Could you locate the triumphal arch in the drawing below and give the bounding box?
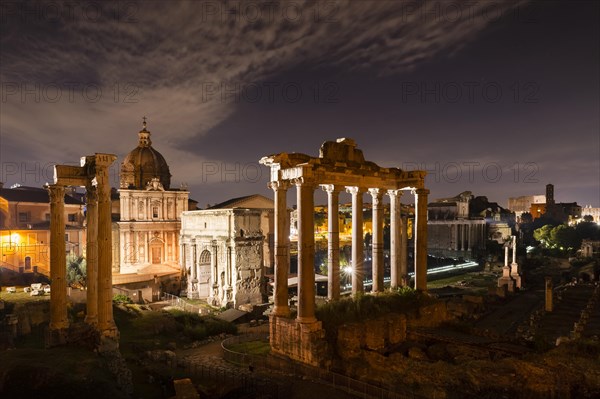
[260,138,428,365]
[47,153,118,347]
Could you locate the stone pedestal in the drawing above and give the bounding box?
[269,315,329,367]
[497,266,516,292]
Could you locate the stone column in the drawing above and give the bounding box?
[467,224,472,251]
[191,240,198,297]
[144,232,149,264]
[347,187,365,295]
[369,188,384,293]
[96,155,118,336]
[414,188,429,291]
[400,214,408,286]
[323,184,341,301]
[388,190,402,289]
[296,178,316,324]
[269,181,291,316]
[85,185,98,326]
[453,223,459,251]
[48,184,69,330]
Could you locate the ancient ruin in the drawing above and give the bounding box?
[48,153,118,346]
[497,235,522,291]
[260,138,428,365]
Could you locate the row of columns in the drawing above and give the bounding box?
[452,222,486,251]
[270,178,429,325]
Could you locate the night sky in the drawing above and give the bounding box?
[1,1,598,208]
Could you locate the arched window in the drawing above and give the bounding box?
[199,250,211,265]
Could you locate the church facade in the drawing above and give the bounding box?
[115,120,189,275]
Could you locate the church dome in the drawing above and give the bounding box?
[120,118,171,190]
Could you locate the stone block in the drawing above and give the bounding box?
[387,313,407,345]
[365,318,386,351]
[337,323,363,359]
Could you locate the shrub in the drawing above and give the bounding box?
[112,294,132,304]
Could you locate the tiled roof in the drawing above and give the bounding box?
[0,186,83,205]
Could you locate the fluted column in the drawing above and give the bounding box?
[347,186,365,295]
[48,184,69,330]
[323,185,341,300]
[85,185,98,326]
[414,188,429,291]
[369,188,384,293]
[296,178,316,323]
[269,181,291,316]
[400,214,408,286]
[388,190,401,289]
[467,224,472,251]
[96,154,117,336]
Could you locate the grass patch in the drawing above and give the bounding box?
[0,289,50,305]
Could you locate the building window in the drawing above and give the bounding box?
[152,206,159,218]
[18,212,29,222]
[64,233,69,242]
[68,213,76,222]
[45,213,50,221]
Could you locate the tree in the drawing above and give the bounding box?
[66,254,87,288]
[550,225,580,250]
[534,224,554,246]
[583,215,594,223]
[575,221,600,241]
[520,212,533,224]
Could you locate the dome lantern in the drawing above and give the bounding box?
[120,117,171,190]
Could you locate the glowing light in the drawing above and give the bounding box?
[342,265,353,276]
[11,233,19,243]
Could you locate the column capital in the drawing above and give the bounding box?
[292,177,315,188]
[321,184,343,194]
[368,188,384,199]
[387,189,403,198]
[268,180,290,191]
[346,186,366,195]
[415,188,430,196]
[47,184,65,203]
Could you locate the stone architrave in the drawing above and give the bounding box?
[260,138,428,366]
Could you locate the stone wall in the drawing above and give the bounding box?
[336,301,450,361]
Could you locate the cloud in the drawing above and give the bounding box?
[1,0,526,191]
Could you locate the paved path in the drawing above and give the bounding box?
[176,333,360,399]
